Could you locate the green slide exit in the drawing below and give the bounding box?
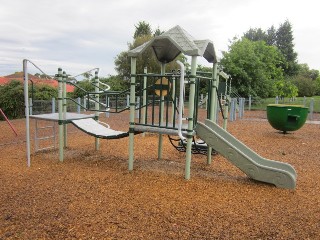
[196,119,297,189]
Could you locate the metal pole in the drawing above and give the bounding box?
[171,75,176,123]
[158,63,166,160]
[207,62,218,164]
[223,99,229,130]
[105,96,110,118]
[23,59,31,167]
[128,57,136,171]
[309,98,314,120]
[83,96,86,111]
[127,94,130,108]
[185,56,197,180]
[63,71,67,148]
[29,98,33,115]
[77,97,81,113]
[136,97,140,118]
[94,71,100,150]
[58,68,64,162]
[142,67,147,137]
[52,97,56,113]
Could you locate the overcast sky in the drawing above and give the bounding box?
[0,0,319,77]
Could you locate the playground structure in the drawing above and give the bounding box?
[267,104,309,133]
[23,25,297,189]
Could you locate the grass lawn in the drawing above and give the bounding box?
[248,96,320,112]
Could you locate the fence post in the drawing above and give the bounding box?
[238,98,242,119]
[309,98,314,120]
[29,98,33,115]
[83,97,86,111]
[229,98,235,121]
[216,101,219,123]
[106,96,110,118]
[205,93,208,110]
[136,96,140,119]
[52,97,55,113]
[127,94,130,108]
[242,98,245,117]
[275,96,279,104]
[303,96,306,107]
[77,97,81,113]
[249,95,251,111]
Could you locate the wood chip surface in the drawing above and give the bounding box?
[0,110,319,239]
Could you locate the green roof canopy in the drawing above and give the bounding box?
[128,25,217,64]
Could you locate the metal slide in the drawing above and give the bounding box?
[195,119,297,189]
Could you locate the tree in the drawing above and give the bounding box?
[133,21,152,39]
[243,28,267,42]
[291,76,316,97]
[154,27,164,36]
[315,75,320,95]
[276,20,299,76]
[220,38,284,98]
[287,63,319,96]
[266,25,277,46]
[33,84,58,100]
[70,80,95,98]
[274,80,298,98]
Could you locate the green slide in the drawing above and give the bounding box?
[196,119,297,189]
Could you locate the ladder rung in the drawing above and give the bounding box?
[37,126,54,129]
[36,146,55,152]
[36,135,55,140]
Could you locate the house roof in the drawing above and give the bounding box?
[128,25,217,64]
[0,73,75,92]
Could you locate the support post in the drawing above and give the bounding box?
[23,59,31,167]
[171,75,176,123]
[58,68,64,162]
[62,71,67,148]
[128,57,137,171]
[207,62,218,164]
[142,67,147,137]
[158,63,166,160]
[94,71,100,150]
[185,56,197,180]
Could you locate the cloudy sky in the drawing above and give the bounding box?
[0,0,319,77]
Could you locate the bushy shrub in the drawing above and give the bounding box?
[0,81,58,119]
[0,81,25,119]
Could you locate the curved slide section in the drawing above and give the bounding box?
[72,118,129,139]
[196,119,297,189]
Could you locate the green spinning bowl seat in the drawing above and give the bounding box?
[267,104,308,133]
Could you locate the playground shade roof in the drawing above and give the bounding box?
[128,25,217,64]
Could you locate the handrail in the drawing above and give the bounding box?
[176,60,186,141]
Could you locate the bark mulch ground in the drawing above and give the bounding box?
[0,110,319,239]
